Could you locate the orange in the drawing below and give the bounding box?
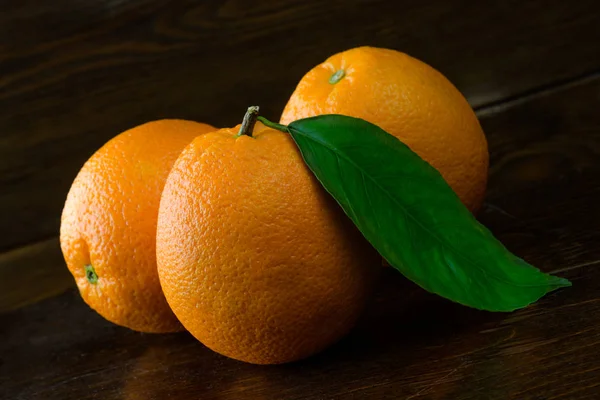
[60,119,215,333]
[281,46,488,213]
[156,114,380,364]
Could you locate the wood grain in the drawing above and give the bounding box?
[1,263,598,400]
[2,58,600,399]
[0,238,73,313]
[1,0,600,250]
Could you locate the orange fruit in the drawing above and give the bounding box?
[281,46,488,213]
[60,119,215,333]
[156,115,380,364]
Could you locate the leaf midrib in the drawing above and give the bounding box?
[291,127,551,289]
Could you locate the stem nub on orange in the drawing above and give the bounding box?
[60,119,215,333]
[281,46,489,213]
[156,110,381,364]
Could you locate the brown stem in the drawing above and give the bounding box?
[237,106,260,137]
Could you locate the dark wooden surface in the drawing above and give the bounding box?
[1,0,600,251]
[2,0,600,399]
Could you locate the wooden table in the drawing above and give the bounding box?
[2,1,600,398]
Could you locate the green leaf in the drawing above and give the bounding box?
[272,114,571,312]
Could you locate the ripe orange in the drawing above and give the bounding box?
[156,115,381,364]
[60,119,215,333]
[281,46,488,213]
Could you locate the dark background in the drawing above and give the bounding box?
[1,1,600,398]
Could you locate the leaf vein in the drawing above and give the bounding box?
[291,128,550,289]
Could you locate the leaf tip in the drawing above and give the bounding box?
[550,275,572,289]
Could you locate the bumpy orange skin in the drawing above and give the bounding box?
[281,46,489,213]
[156,122,381,364]
[60,119,215,333]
